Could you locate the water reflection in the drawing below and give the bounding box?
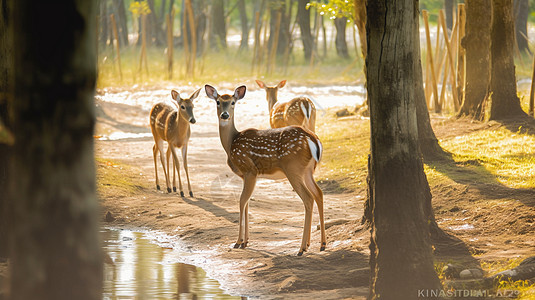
[102,229,240,299]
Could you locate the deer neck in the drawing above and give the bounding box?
[267,91,278,112]
[174,111,189,139]
[218,116,239,156]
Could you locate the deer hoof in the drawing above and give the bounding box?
[297,251,304,256]
[233,243,241,249]
[240,242,247,249]
[156,185,161,190]
[320,242,326,251]
[173,187,177,192]
[189,191,194,197]
[180,191,185,197]
[167,187,172,193]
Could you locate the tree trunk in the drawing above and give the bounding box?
[9,1,102,299]
[268,0,290,57]
[334,17,349,59]
[445,0,455,30]
[458,0,491,120]
[147,0,165,46]
[100,0,109,46]
[238,0,249,51]
[489,0,528,120]
[112,0,129,47]
[210,0,227,50]
[366,0,441,298]
[353,0,366,59]
[514,0,530,54]
[297,0,313,61]
[0,0,13,260]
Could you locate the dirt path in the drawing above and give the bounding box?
[95,86,370,299]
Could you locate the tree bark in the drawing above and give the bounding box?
[458,0,491,120]
[297,0,313,61]
[112,0,129,47]
[210,0,227,50]
[366,0,441,298]
[0,0,13,260]
[514,0,530,54]
[268,0,290,57]
[9,1,102,299]
[238,0,249,51]
[353,0,366,59]
[445,0,455,30]
[489,0,528,120]
[334,16,349,59]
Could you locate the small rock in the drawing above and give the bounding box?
[443,264,463,279]
[335,108,352,117]
[278,276,297,291]
[105,211,115,222]
[459,268,484,279]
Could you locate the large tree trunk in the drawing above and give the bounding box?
[297,0,313,61]
[489,0,528,120]
[8,1,102,299]
[514,0,530,54]
[209,0,227,50]
[366,0,442,298]
[0,0,13,260]
[334,17,349,59]
[268,0,290,57]
[238,0,249,51]
[458,0,491,120]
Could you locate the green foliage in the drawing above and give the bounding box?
[307,0,354,21]
[129,0,151,17]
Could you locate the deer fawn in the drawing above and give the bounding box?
[255,79,316,132]
[205,84,326,256]
[149,88,200,197]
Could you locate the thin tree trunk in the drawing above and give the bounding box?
[458,0,491,120]
[113,0,129,47]
[210,0,227,50]
[353,0,366,59]
[268,0,290,57]
[297,0,313,61]
[445,0,455,30]
[238,0,249,51]
[334,16,349,59]
[8,1,102,298]
[489,0,528,120]
[514,0,530,54]
[366,0,442,297]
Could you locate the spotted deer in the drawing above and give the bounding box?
[255,79,316,132]
[205,84,326,256]
[149,88,200,197]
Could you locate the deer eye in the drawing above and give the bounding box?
[180,105,185,109]
[216,101,220,105]
[231,101,235,105]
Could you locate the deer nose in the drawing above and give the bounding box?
[220,112,230,120]
[189,117,196,124]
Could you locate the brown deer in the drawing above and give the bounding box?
[149,88,200,197]
[255,79,316,132]
[204,84,326,256]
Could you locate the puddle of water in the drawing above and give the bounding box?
[102,228,241,300]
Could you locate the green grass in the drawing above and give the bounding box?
[427,128,535,189]
[481,258,535,300]
[95,158,148,197]
[97,45,364,89]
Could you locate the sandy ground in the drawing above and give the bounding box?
[95,84,370,299]
[93,84,533,298]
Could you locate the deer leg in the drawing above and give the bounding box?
[156,140,171,192]
[170,147,184,197]
[305,171,326,251]
[153,144,160,190]
[286,174,314,256]
[166,146,176,192]
[181,144,193,197]
[235,175,256,249]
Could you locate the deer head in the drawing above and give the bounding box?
[171,88,201,124]
[205,85,246,125]
[255,80,286,111]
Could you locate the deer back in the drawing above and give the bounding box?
[228,126,322,179]
[270,97,316,132]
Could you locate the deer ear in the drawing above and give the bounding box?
[171,90,180,100]
[255,80,266,89]
[205,85,219,101]
[234,85,246,100]
[277,80,287,88]
[190,88,201,100]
